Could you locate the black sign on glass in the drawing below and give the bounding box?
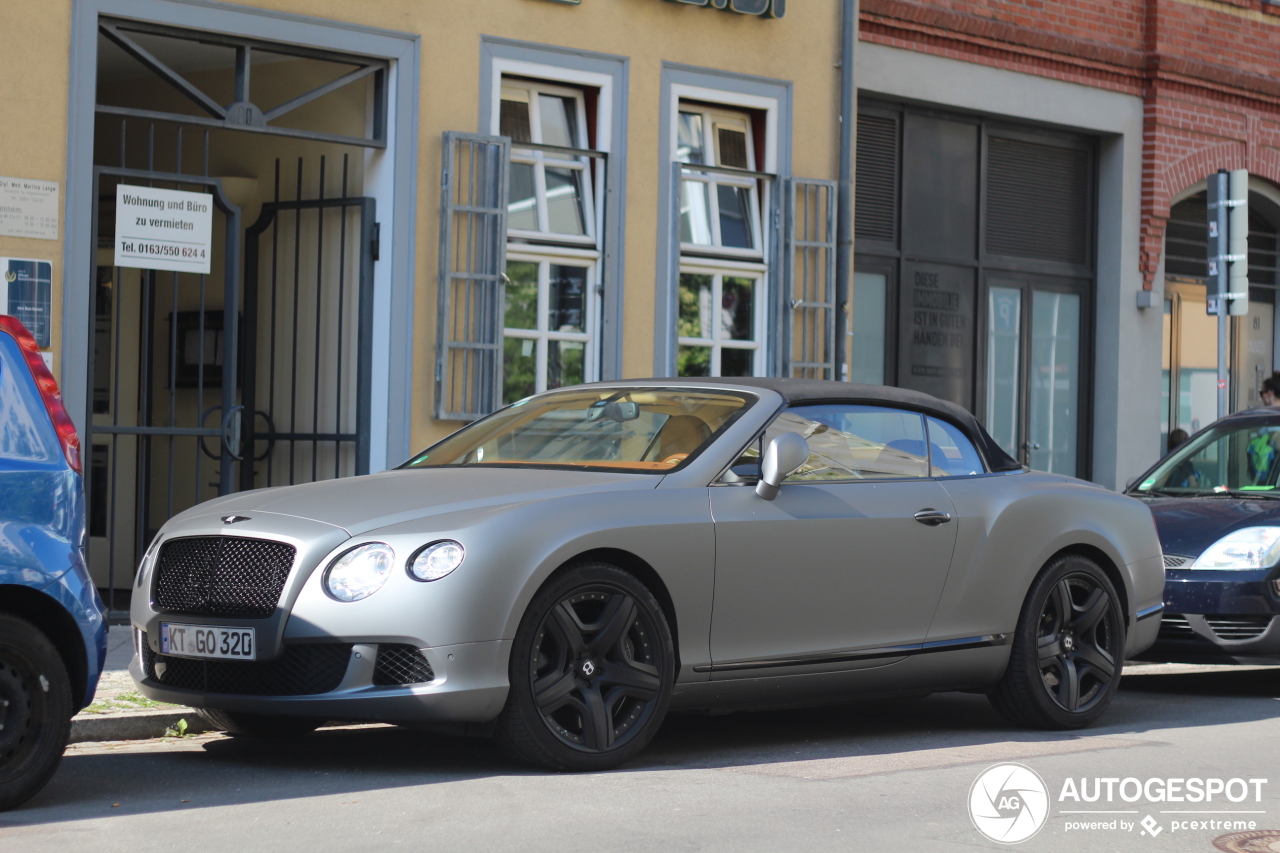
[899,264,974,408]
[2,258,52,348]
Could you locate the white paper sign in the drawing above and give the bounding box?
[0,176,59,240]
[114,185,213,274]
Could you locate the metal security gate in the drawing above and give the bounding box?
[87,127,244,613]
[242,157,376,489]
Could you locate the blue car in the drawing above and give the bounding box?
[1128,407,1280,664]
[0,315,105,810]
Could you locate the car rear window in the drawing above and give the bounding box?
[0,332,59,464]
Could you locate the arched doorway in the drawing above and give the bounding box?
[1162,186,1280,444]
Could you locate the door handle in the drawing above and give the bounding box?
[914,508,952,526]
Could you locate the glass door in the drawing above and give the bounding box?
[984,278,1087,475]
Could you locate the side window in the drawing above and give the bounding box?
[0,335,58,464]
[925,416,986,477]
[731,404,931,482]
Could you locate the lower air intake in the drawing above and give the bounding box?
[141,632,352,696]
[372,644,435,686]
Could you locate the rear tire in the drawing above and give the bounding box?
[493,562,675,771]
[197,708,321,738]
[990,554,1126,729]
[0,614,72,811]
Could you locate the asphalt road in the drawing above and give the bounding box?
[4,664,1279,853]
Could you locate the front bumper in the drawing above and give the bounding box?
[131,634,512,723]
[1132,569,1280,664]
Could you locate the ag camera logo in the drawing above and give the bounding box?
[969,763,1050,844]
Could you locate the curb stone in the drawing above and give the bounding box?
[70,708,211,743]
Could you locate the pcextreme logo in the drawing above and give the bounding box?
[969,763,1051,844]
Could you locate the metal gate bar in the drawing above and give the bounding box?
[241,155,375,490]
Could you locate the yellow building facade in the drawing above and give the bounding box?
[0,0,847,595]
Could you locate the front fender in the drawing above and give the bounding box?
[284,486,715,681]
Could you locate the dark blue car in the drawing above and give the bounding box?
[0,315,105,810]
[1128,407,1280,665]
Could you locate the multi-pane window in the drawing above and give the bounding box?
[677,106,762,254]
[503,257,594,403]
[498,79,601,403]
[677,268,763,377]
[675,103,767,377]
[500,81,595,241]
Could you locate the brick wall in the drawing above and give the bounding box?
[861,0,1280,289]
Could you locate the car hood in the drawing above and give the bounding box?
[176,467,661,536]
[1144,495,1280,559]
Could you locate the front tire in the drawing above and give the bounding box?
[494,562,675,771]
[0,614,73,811]
[990,554,1126,729]
[197,709,321,738]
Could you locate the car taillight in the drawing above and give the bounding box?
[0,315,81,473]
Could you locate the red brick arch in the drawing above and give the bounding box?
[1141,143,1280,291]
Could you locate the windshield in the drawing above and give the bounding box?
[405,387,753,474]
[1136,420,1280,496]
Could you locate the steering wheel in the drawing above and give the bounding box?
[661,453,689,465]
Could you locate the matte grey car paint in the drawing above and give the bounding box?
[131,380,1164,726]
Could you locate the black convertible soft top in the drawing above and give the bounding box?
[640,377,1023,473]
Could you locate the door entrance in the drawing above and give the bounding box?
[983,277,1089,473]
[87,16,390,611]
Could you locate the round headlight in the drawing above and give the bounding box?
[408,540,466,582]
[324,543,395,601]
[1191,526,1280,570]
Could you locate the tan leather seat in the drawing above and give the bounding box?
[650,415,711,462]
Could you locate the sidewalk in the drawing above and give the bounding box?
[71,625,211,743]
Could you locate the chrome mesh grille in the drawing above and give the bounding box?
[1163,554,1191,569]
[153,536,296,619]
[1204,615,1273,641]
[141,632,351,696]
[372,644,435,686]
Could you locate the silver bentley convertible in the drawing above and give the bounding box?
[130,379,1164,770]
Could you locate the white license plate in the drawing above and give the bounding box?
[160,623,256,661]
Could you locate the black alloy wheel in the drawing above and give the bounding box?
[991,554,1126,729]
[494,562,674,771]
[0,614,72,811]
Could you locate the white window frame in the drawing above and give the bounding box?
[669,85,777,377]
[677,258,768,378]
[489,60,611,399]
[504,246,599,398]
[676,104,764,259]
[499,78,597,245]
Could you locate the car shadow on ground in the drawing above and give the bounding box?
[3,666,1277,827]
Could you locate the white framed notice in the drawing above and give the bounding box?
[114,185,214,274]
[0,177,59,240]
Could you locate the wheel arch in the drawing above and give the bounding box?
[534,547,682,677]
[1039,544,1131,629]
[0,584,88,710]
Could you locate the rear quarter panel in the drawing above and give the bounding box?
[931,472,1163,647]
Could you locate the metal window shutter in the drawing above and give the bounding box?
[435,132,510,421]
[782,177,838,379]
[986,137,1090,265]
[855,113,897,243]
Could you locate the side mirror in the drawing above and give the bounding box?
[755,433,810,501]
[1125,477,1137,491]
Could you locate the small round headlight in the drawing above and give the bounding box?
[325,542,395,601]
[408,540,466,582]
